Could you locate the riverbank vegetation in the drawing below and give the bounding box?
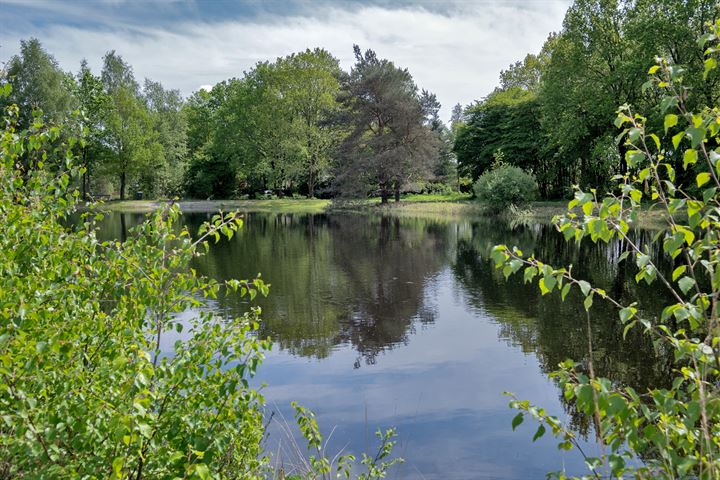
[454,0,719,199]
[493,19,720,479]
[7,1,716,207]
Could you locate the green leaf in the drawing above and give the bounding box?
[619,307,636,324]
[698,32,714,47]
[628,127,642,144]
[561,283,571,301]
[687,127,705,148]
[684,149,698,169]
[138,422,152,438]
[532,424,546,442]
[539,275,556,295]
[664,114,678,132]
[697,172,711,187]
[687,200,704,217]
[704,57,718,80]
[578,280,591,297]
[672,265,687,281]
[511,413,524,431]
[112,457,124,478]
[678,276,696,295]
[523,266,537,283]
[623,320,637,339]
[672,131,684,149]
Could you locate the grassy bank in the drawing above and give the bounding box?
[94,198,331,214]
[93,194,666,226]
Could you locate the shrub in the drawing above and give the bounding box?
[492,21,720,479]
[0,101,272,478]
[473,164,538,212]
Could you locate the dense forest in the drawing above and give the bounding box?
[1,0,718,203]
[455,0,720,197]
[1,41,452,202]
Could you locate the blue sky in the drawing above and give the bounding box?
[1,0,571,120]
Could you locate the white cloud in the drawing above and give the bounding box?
[0,1,570,121]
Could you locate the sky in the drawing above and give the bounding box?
[0,0,571,121]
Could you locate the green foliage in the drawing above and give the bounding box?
[473,164,538,213]
[3,38,76,129]
[0,85,404,478]
[290,402,403,480]
[491,22,720,478]
[189,49,343,199]
[454,88,547,193]
[100,52,165,200]
[143,79,188,197]
[454,0,720,200]
[0,98,272,477]
[74,60,111,200]
[334,46,440,203]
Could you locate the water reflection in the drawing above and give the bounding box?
[89,210,672,478]
[453,219,673,390]
[185,213,450,367]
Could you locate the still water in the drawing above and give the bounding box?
[97,211,669,479]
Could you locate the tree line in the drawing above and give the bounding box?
[1,41,454,202]
[5,0,717,204]
[453,0,719,199]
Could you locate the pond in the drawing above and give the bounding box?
[95,210,670,479]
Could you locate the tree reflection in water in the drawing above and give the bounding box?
[90,210,674,435]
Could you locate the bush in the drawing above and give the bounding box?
[473,164,538,212]
[0,102,271,477]
[492,21,720,479]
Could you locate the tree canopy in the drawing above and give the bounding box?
[334,46,439,203]
[454,0,720,199]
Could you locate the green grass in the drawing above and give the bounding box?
[95,198,330,214]
[91,195,665,226]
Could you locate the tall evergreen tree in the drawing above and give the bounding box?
[334,45,438,203]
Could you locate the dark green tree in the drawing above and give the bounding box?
[183,84,233,198]
[143,79,188,197]
[100,52,161,200]
[334,45,438,203]
[454,88,550,194]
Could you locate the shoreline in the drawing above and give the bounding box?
[86,196,668,226]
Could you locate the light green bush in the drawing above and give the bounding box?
[473,163,538,212]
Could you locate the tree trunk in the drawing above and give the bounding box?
[617,142,628,175]
[120,171,126,201]
[380,189,388,204]
[120,213,127,242]
[394,187,400,202]
[307,172,315,199]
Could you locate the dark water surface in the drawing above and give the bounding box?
[95,211,670,479]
